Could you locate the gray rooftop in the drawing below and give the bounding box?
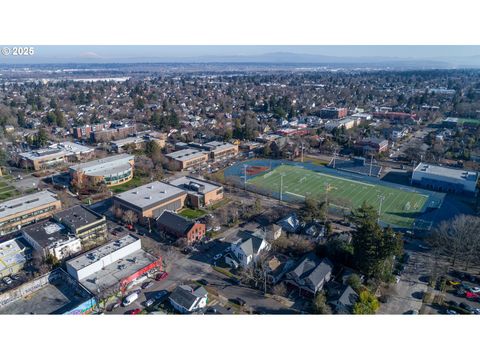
[0,190,59,219]
[79,249,156,294]
[19,147,67,161]
[66,234,139,272]
[414,162,479,182]
[21,220,75,249]
[169,176,221,195]
[69,154,134,176]
[114,181,186,210]
[53,205,104,231]
[166,148,207,161]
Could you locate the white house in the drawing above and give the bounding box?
[230,231,271,268]
[169,285,208,314]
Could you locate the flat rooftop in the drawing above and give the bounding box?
[54,205,104,231]
[51,141,94,155]
[166,148,207,161]
[19,147,67,161]
[69,154,134,176]
[0,238,29,273]
[66,234,139,272]
[21,220,74,249]
[114,181,186,210]
[169,176,221,195]
[0,271,92,315]
[0,190,59,219]
[414,163,479,182]
[78,249,156,294]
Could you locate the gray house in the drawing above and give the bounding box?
[284,254,333,297]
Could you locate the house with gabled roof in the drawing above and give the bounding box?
[284,253,333,298]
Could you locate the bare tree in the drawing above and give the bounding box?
[122,210,138,225]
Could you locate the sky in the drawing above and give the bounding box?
[5,45,480,61]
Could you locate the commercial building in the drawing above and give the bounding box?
[0,268,96,315]
[65,234,161,295]
[202,141,239,161]
[320,107,348,119]
[166,148,209,171]
[53,205,107,245]
[169,176,223,208]
[412,163,479,195]
[18,148,68,170]
[69,154,135,187]
[17,142,94,170]
[21,220,82,260]
[0,238,32,279]
[0,191,61,236]
[110,132,166,153]
[156,211,205,244]
[72,124,108,140]
[49,141,95,161]
[113,181,187,222]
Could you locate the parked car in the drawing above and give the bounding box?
[213,253,223,261]
[3,277,12,285]
[460,302,475,313]
[447,279,461,286]
[122,292,139,307]
[446,309,457,315]
[144,298,155,308]
[141,281,153,290]
[226,277,240,285]
[155,272,169,281]
[470,287,480,293]
[230,297,246,306]
[213,226,221,232]
[11,274,20,281]
[126,308,142,315]
[107,301,121,312]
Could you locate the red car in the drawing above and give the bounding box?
[466,291,480,299]
[126,308,142,315]
[155,272,169,281]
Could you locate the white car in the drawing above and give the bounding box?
[213,226,221,232]
[213,253,223,261]
[3,277,13,285]
[470,287,480,293]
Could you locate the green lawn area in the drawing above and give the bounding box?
[109,175,145,193]
[458,118,480,126]
[0,180,20,201]
[179,207,207,219]
[247,164,429,228]
[207,197,231,211]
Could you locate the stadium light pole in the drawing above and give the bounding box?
[243,164,248,190]
[377,195,385,224]
[280,173,285,202]
[369,154,374,177]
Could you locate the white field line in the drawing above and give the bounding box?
[315,172,374,187]
[285,191,305,199]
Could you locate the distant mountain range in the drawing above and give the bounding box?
[2,51,480,68]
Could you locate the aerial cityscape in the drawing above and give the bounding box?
[1,46,480,316]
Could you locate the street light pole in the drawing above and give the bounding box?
[280,173,285,201]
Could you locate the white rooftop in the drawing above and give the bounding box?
[69,154,134,176]
[66,234,139,272]
[414,162,479,182]
[0,239,28,272]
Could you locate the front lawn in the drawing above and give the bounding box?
[110,175,145,193]
[179,207,207,219]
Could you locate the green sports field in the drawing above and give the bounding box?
[247,164,428,228]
